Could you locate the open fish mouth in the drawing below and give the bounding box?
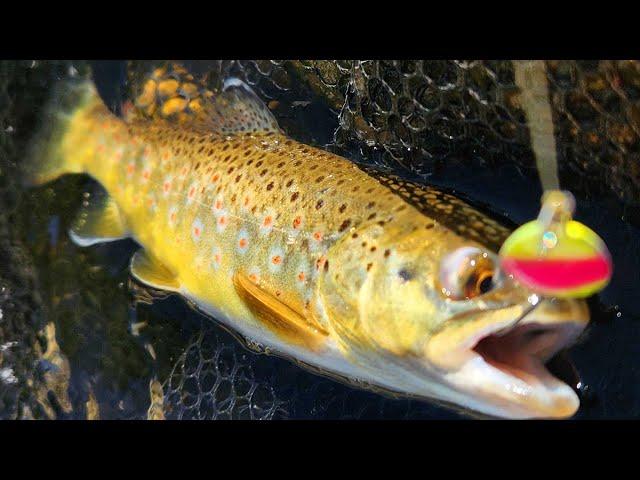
[425,299,589,419]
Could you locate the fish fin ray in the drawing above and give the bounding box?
[233,272,327,351]
[69,189,129,246]
[133,63,280,134]
[130,250,180,292]
[24,77,97,186]
[209,77,281,134]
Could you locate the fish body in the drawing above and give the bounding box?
[26,66,590,418]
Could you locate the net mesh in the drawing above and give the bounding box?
[1,60,639,419]
[168,60,640,206]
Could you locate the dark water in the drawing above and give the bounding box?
[2,60,639,419]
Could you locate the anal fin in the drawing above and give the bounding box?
[69,191,129,247]
[130,250,180,292]
[233,272,328,352]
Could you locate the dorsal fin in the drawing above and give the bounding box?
[132,63,280,134]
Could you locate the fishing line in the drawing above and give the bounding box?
[513,60,560,192]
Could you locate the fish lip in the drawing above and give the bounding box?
[424,300,589,419]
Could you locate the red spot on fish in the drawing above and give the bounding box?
[293,216,302,229]
[313,231,323,242]
[163,181,171,193]
[214,253,222,264]
[126,163,135,175]
[218,216,227,227]
[239,238,248,248]
[315,256,326,271]
[215,199,224,210]
[272,255,282,265]
[142,170,151,180]
[249,273,259,283]
[193,226,201,237]
[211,173,220,183]
[297,271,306,282]
[189,186,196,198]
[263,216,273,228]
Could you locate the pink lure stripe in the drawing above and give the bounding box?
[501,255,611,289]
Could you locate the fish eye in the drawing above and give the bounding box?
[438,247,499,300]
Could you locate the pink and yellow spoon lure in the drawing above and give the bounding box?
[499,190,612,299]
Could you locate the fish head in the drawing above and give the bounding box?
[318,214,589,419]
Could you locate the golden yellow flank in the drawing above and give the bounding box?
[55,74,413,351]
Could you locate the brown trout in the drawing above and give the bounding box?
[26,65,589,418]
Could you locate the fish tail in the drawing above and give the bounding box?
[23,77,101,186]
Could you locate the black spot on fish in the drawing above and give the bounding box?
[398,269,413,282]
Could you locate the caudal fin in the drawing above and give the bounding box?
[23,77,99,186]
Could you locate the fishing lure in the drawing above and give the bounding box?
[499,190,612,298]
[505,61,613,299]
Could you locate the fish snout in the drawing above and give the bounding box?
[422,297,589,418]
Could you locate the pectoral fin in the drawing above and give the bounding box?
[130,250,180,292]
[69,191,129,247]
[233,273,328,352]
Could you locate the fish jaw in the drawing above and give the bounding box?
[423,298,589,419]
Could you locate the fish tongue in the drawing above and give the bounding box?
[545,350,581,394]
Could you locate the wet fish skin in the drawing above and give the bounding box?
[25,71,589,419]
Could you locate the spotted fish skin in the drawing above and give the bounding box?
[26,70,591,419]
[43,79,412,339]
